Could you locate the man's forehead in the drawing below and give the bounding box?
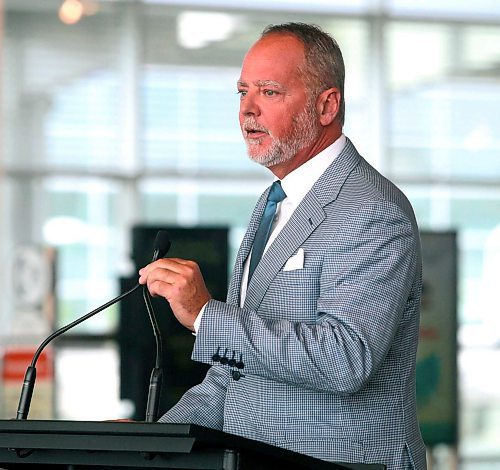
[239,35,304,81]
[250,33,304,53]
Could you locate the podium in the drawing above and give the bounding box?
[0,420,385,470]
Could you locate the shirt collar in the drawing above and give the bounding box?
[280,134,347,205]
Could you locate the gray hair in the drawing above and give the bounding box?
[261,22,345,125]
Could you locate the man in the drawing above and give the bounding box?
[139,22,426,470]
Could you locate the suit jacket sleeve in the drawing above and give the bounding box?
[157,363,229,428]
[192,199,419,395]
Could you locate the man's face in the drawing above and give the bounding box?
[237,34,320,170]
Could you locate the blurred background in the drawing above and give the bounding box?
[0,1,499,469]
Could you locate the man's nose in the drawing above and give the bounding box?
[240,92,260,116]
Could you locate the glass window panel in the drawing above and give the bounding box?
[404,185,500,464]
[198,194,259,226]
[459,348,500,458]
[55,343,130,420]
[139,192,179,223]
[141,65,242,170]
[388,23,451,90]
[4,6,122,169]
[458,228,499,331]
[388,0,500,19]
[323,19,371,159]
[405,188,500,341]
[400,187,433,227]
[450,198,500,230]
[41,178,122,332]
[388,22,500,181]
[462,25,500,72]
[196,141,253,171]
[44,72,120,168]
[460,226,500,339]
[145,0,377,14]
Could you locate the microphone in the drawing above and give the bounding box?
[151,230,171,263]
[15,230,171,420]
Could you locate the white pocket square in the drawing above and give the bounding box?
[283,248,304,272]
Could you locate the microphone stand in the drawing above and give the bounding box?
[16,230,171,421]
[143,286,163,422]
[142,233,170,422]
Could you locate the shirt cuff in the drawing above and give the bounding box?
[192,302,208,335]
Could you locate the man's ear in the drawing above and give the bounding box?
[317,88,341,126]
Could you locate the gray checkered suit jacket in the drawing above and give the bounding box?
[159,138,427,470]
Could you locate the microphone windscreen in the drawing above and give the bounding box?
[153,230,171,259]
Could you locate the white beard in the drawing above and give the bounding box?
[243,100,320,168]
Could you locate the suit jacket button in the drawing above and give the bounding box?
[212,347,221,362]
[232,370,245,381]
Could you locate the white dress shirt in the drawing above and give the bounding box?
[194,134,347,332]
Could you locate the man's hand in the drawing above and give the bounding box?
[138,258,212,331]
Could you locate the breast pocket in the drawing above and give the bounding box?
[259,265,321,322]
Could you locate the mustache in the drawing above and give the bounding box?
[241,118,270,135]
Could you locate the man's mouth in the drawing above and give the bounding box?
[244,126,269,139]
[247,131,267,139]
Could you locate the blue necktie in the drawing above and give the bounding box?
[248,180,287,282]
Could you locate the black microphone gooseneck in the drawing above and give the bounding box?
[144,231,171,422]
[15,284,141,420]
[15,230,171,421]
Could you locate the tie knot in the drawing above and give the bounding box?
[268,180,286,204]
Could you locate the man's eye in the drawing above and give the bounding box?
[237,90,247,97]
[263,90,277,96]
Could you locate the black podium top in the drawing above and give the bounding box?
[0,420,385,470]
